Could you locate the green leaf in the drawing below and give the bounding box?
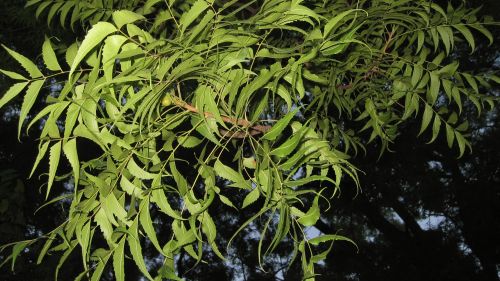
[2,45,43,78]
[269,129,303,157]
[113,238,126,281]
[63,139,79,186]
[47,141,61,199]
[0,69,27,80]
[297,195,320,227]
[428,71,440,105]
[201,212,217,243]
[454,25,475,52]
[112,10,146,29]
[178,135,203,148]
[70,22,117,77]
[151,188,183,219]
[308,234,356,247]
[418,104,433,136]
[11,241,31,270]
[30,141,50,178]
[42,37,62,71]
[262,109,298,141]
[179,0,209,35]
[18,79,45,138]
[94,208,113,241]
[0,81,28,109]
[127,158,156,179]
[214,160,251,189]
[139,197,163,253]
[428,115,441,143]
[128,219,154,281]
[242,188,260,209]
[323,9,360,38]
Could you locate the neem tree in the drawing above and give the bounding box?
[0,0,498,280]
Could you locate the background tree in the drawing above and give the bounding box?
[0,0,498,280]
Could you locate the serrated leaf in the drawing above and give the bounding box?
[418,104,433,136]
[201,212,216,243]
[11,241,30,271]
[18,79,45,138]
[454,25,475,52]
[128,219,154,281]
[151,188,183,219]
[445,123,455,148]
[179,0,209,34]
[47,141,61,199]
[63,139,79,186]
[218,194,237,209]
[242,188,260,208]
[42,37,62,71]
[428,115,441,143]
[308,234,356,246]
[428,71,440,105]
[323,9,359,38]
[262,109,298,141]
[0,81,28,109]
[297,195,320,227]
[0,69,27,80]
[178,135,203,148]
[139,197,163,253]
[112,10,146,29]
[269,130,303,157]
[2,45,43,78]
[70,22,117,77]
[113,238,126,281]
[127,158,156,179]
[95,208,113,241]
[214,160,250,189]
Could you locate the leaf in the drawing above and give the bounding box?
[297,195,320,227]
[42,37,62,71]
[11,241,31,270]
[0,69,27,80]
[418,104,433,136]
[178,135,203,148]
[179,0,209,35]
[0,82,28,109]
[151,188,183,219]
[29,141,50,178]
[112,10,146,29]
[90,251,111,281]
[428,71,440,105]
[214,160,250,189]
[242,188,260,208]
[139,198,163,253]
[454,25,475,52]
[63,139,80,186]
[323,9,360,38]
[2,45,43,78]
[308,234,356,247]
[269,129,303,157]
[113,238,126,281]
[94,208,113,241]
[128,219,154,281]
[262,109,298,141]
[18,79,45,138]
[70,22,117,77]
[47,141,61,199]
[127,158,156,179]
[200,212,216,242]
[428,115,441,143]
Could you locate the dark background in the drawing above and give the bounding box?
[0,0,499,280]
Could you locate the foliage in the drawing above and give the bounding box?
[0,0,498,280]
